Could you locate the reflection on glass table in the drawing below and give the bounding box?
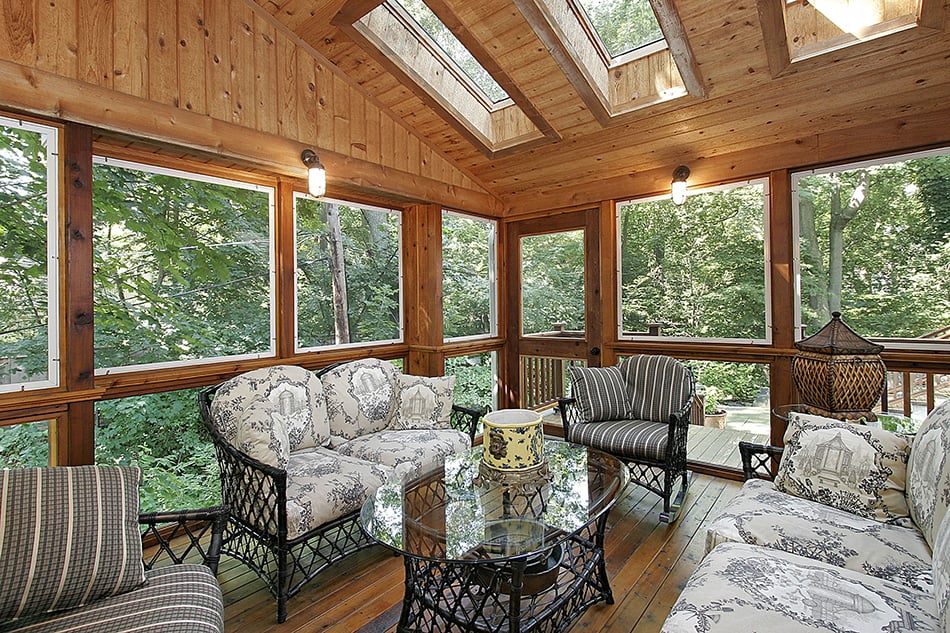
[360,439,628,633]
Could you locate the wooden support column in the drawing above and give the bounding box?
[593,201,614,367]
[275,180,297,358]
[768,168,795,446]
[405,204,445,376]
[61,123,96,465]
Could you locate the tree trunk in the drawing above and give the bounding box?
[798,188,828,327]
[827,170,868,314]
[326,203,350,344]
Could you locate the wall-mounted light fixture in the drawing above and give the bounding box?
[671,165,690,206]
[301,149,326,197]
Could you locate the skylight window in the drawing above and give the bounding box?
[394,0,509,103]
[573,0,665,59]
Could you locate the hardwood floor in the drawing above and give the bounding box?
[219,473,741,633]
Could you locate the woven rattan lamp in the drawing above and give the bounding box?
[792,311,886,421]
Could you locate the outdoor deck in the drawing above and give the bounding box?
[219,473,742,633]
[686,424,769,471]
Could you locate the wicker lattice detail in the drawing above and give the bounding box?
[139,505,228,573]
[398,515,613,633]
[738,441,784,481]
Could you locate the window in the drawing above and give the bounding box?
[0,116,59,392]
[793,148,950,346]
[573,0,665,60]
[394,0,508,103]
[295,195,403,350]
[92,158,275,372]
[521,230,586,336]
[0,418,53,468]
[618,180,770,342]
[95,388,219,512]
[442,212,496,339]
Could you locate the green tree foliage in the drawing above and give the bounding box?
[296,198,401,347]
[0,122,53,384]
[521,230,586,335]
[798,155,950,338]
[446,353,494,412]
[577,0,664,57]
[93,162,272,368]
[443,214,494,339]
[620,184,767,339]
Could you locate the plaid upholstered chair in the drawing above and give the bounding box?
[558,354,695,522]
[0,465,226,633]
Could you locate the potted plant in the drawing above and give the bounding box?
[702,385,727,429]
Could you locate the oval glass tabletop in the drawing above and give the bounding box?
[360,439,628,563]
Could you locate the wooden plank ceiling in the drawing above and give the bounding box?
[255,0,950,214]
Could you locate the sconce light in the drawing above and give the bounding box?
[671,165,690,206]
[301,149,326,197]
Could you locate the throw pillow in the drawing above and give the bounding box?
[322,358,399,446]
[569,365,630,423]
[235,397,290,469]
[0,466,146,621]
[774,412,911,523]
[390,374,456,430]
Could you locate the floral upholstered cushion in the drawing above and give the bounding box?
[284,448,393,539]
[933,513,950,633]
[210,364,330,454]
[390,374,456,430]
[661,542,938,633]
[335,428,471,481]
[775,412,911,523]
[906,399,950,550]
[568,366,631,423]
[322,359,399,447]
[706,478,933,591]
[233,398,290,469]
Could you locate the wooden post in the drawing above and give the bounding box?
[61,123,96,465]
[274,180,296,358]
[405,204,445,376]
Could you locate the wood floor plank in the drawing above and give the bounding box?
[221,473,742,632]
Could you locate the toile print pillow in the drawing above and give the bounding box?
[774,412,911,523]
[390,374,456,430]
[235,397,290,469]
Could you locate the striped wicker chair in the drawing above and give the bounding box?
[558,354,695,522]
[0,465,226,633]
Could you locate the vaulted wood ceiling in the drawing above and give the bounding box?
[254,0,950,213]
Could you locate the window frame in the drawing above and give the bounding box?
[0,115,61,394]
[91,156,277,376]
[616,177,773,345]
[791,145,950,352]
[293,193,405,353]
[441,210,498,342]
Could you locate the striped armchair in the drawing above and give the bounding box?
[0,465,226,633]
[558,354,695,522]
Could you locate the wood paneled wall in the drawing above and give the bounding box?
[0,0,502,213]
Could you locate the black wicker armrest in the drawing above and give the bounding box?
[557,397,579,437]
[738,441,784,481]
[451,403,482,444]
[140,505,228,573]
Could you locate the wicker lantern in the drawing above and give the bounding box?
[792,311,886,421]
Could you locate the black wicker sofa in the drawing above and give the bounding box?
[199,358,481,623]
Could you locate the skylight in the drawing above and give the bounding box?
[573,0,665,59]
[394,0,509,104]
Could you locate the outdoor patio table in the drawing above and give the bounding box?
[359,439,628,633]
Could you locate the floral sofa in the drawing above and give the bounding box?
[0,465,226,633]
[661,399,950,633]
[199,358,481,623]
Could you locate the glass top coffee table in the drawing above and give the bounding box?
[360,439,628,633]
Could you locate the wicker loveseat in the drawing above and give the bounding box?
[661,399,950,633]
[558,354,694,522]
[199,358,481,623]
[0,465,226,633]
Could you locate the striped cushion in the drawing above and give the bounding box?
[569,366,630,422]
[0,466,146,622]
[620,355,692,424]
[567,419,669,462]
[4,564,224,633]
